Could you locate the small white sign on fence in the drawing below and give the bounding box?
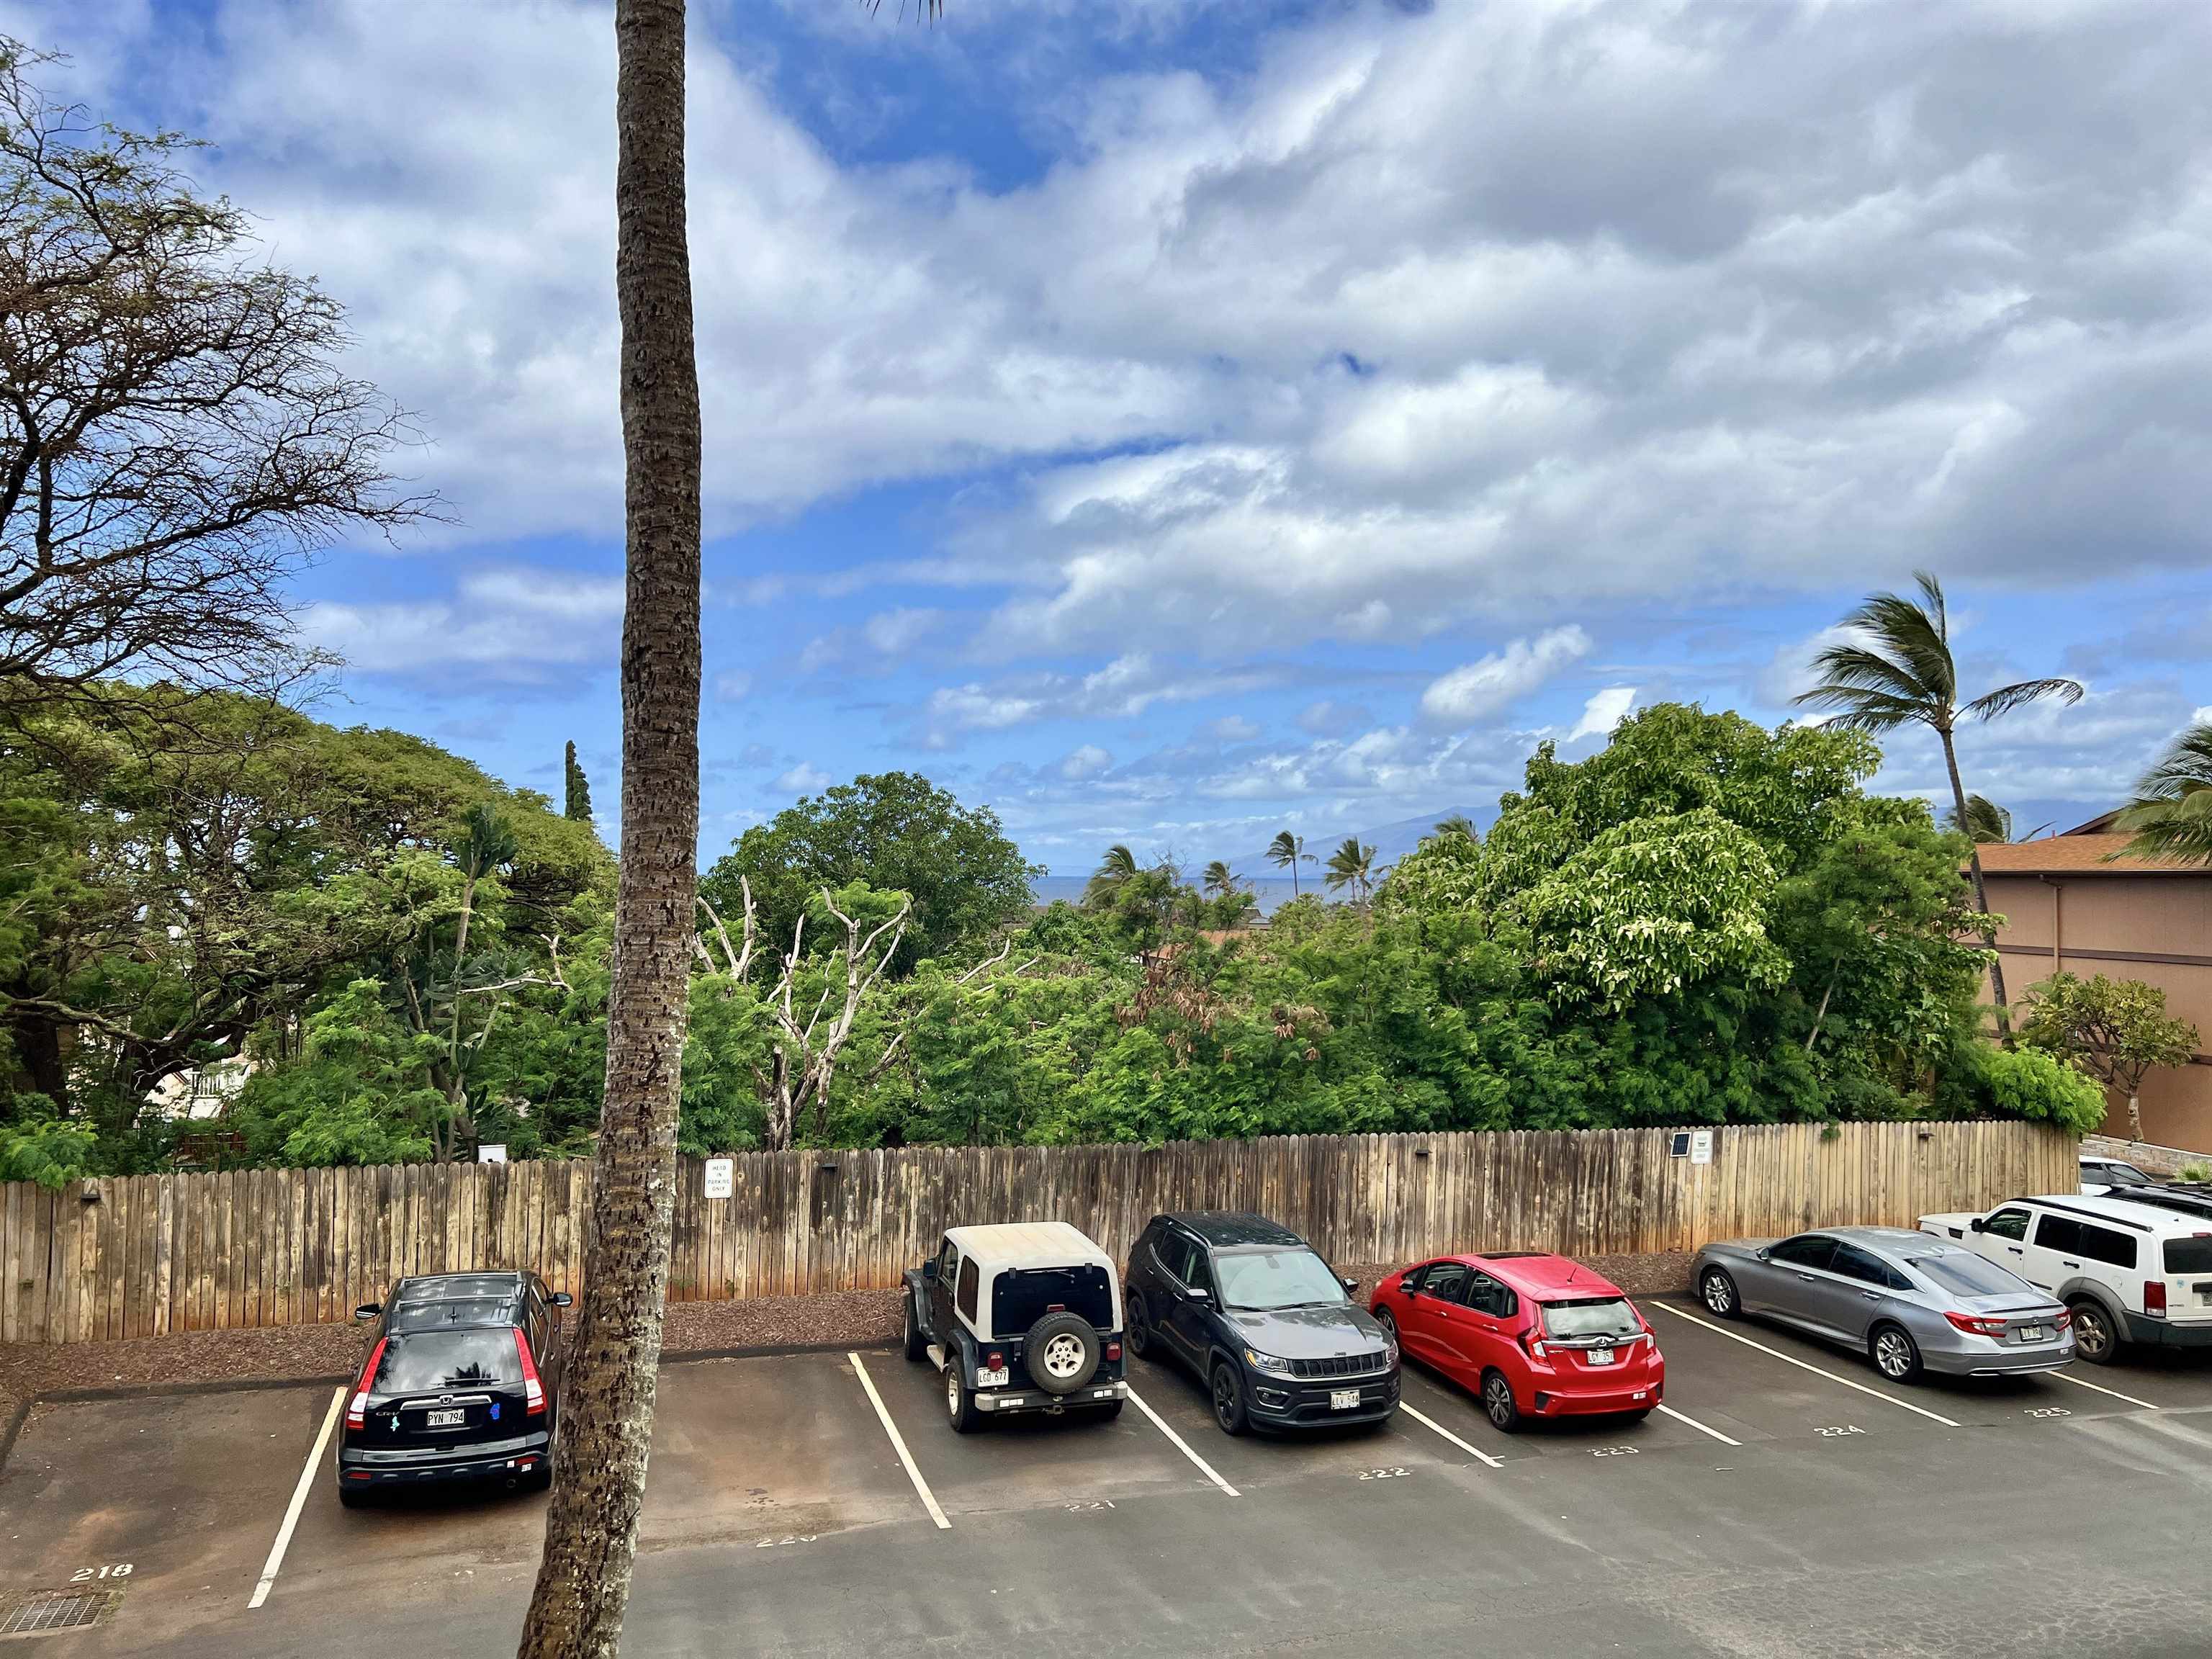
[1689,1129,1714,1166]
[703,1156,734,1200]
[477,1143,508,1164]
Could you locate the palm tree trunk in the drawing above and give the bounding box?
[516,2,701,1653]
[1941,727,2011,1041]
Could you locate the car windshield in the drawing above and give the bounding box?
[372,1328,513,1394]
[1906,1254,2027,1298]
[2090,1163,2152,1187]
[1213,1247,1346,1311]
[1540,1298,1640,1341]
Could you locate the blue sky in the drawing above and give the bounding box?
[27,0,2212,871]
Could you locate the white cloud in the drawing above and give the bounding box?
[1200,715,1262,742]
[714,672,753,703]
[863,608,943,655]
[1419,626,1591,728]
[918,654,1279,744]
[1568,686,1638,742]
[773,762,832,795]
[1058,744,1113,781]
[302,568,624,678]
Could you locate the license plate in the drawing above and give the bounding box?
[1329,1388,1361,1410]
[426,1408,466,1428]
[1586,1347,1615,1366]
[975,1367,1009,1388]
[2017,1326,2048,1343]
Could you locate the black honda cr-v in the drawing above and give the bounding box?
[1124,1212,1399,1435]
[336,1270,569,1505]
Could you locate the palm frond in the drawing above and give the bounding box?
[1837,588,1956,706]
[2136,721,2212,796]
[1791,683,1930,732]
[1945,793,2012,843]
[1961,677,2085,723]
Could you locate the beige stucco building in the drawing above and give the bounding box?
[1977,826,2212,1155]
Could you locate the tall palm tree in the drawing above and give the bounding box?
[518,1,702,1653]
[1267,830,1313,896]
[1324,837,1378,902]
[1201,860,1238,898]
[1432,814,1478,842]
[2113,721,2212,864]
[1084,842,1141,907]
[1793,571,2081,1033]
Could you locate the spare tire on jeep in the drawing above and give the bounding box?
[1023,1310,1102,1395]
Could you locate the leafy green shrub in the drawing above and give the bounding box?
[2180,1162,2211,1184]
[1976,1045,2106,1138]
[0,1100,99,1188]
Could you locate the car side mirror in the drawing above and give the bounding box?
[354,1303,382,1321]
[551,1292,572,1308]
[1969,1218,1987,1234]
[1753,1249,1771,1263]
[1340,1277,1359,1295]
[922,1260,939,1281]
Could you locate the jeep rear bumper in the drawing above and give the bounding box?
[976,1379,1129,1413]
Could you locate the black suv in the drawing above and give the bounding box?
[1124,1212,1399,1435]
[336,1271,570,1505]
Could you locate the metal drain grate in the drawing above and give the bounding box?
[0,1588,120,1637]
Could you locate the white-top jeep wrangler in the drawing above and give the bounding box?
[903,1222,1130,1432]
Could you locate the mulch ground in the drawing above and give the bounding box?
[0,1251,1693,1403]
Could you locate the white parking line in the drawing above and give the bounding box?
[1655,1402,1740,1447]
[2050,1370,2161,1411]
[248,1386,345,1609]
[1125,1385,1241,1497]
[1396,1400,1506,1468]
[1649,1302,1961,1428]
[848,1352,952,1529]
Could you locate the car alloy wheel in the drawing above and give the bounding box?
[1700,1269,1737,1318]
[1375,1306,1398,1346]
[2069,1300,2116,1364]
[1126,1294,1151,1358]
[1481,1370,1520,1432]
[1871,1326,1920,1382]
[1211,1364,1248,1436]
[1040,1331,1087,1381]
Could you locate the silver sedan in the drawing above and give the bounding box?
[1691,1225,2075,1383]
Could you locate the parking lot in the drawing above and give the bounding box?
[6,1296,2212,1657]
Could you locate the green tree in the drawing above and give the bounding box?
[1324,838,1377,902]
[1267,830,1313,896]
[564,741,595,824]
[2113,721,2212,866]
[701,772,1037,976]
[2019,973,2200,1143]
[1794,571,2082,1031]
[1202,860,1238,898]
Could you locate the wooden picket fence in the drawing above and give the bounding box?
[0,1121,2075,1346]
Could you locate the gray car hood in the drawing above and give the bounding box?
[1223,1303,1389,1359]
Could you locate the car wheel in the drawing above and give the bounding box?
[903,1292,926,1362]
[2068,1298,2118,1365]
[1024,1310,1103,1395]
[1210,1362,1249,1437]
[1869,1323,1923,1383]
[945,1362,981,1434]
[1374,1306,1399,1350]
[1125,1293,1154,1361]
[1699,1267,1740,1319]
[1480,1369,1522,1433]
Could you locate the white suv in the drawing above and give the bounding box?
[1920,1190,2212,1365]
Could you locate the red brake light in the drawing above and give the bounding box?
[513,1327,546,1414]
[1519,1326,1546,1360]
[2145,1280,2167,1318]
[2055,1309,2072,1331]
[1943,1310,2010,1339]
[348,1338,387,1429]
[986,1350,1004,1370]
[1105,1340,1121,1362]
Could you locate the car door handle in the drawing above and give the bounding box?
[2005,1247,2023,1255]
[2062,1259,2080,1269]
[1436,1308,1452,1318]
[1860,1291,1881,1301]
[1795,1272,1817,1282]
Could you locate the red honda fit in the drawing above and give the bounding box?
[1369,1251,1662,1431]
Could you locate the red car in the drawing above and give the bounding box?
[1369,1251,1663,1431]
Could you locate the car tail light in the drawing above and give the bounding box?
[1943,1311,2010,1339]
[1518,1327,1546,1361]
[347,1338,387,1430]
[1105,1341,1121,1362]
[2055,1309,2072,1331]
[986,1350,1004,1370]
[513,1328,546,1415]
[2145,1280,2167,1318]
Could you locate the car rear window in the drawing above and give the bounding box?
[372,1329,513,1394]
[994,1264,1115,1335]
[1906,1254,2026,1298]
[1540,1298,1640,1341]
[2164,1237,2212,1275]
